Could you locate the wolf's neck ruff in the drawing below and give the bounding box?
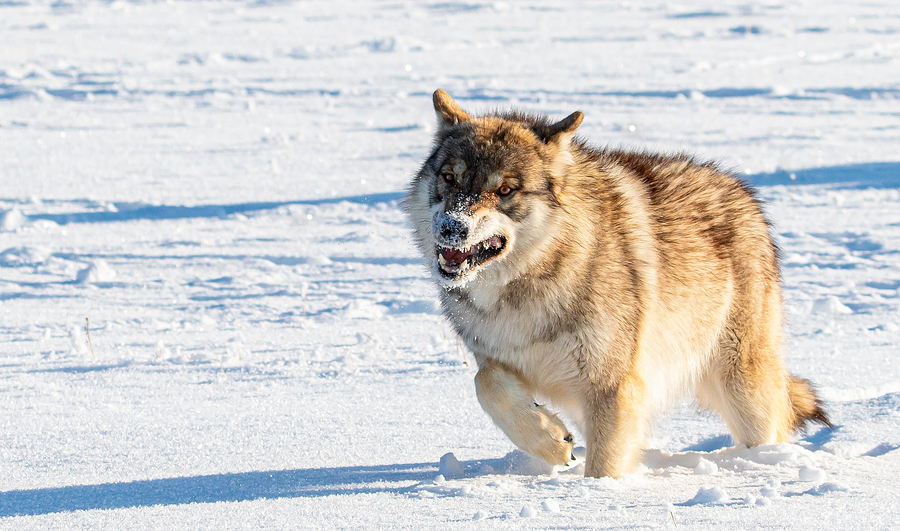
[405,89,832,478]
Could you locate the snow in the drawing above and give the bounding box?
[1,0,899,528]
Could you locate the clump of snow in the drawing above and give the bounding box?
[438,452,464,479]
[308,255,333,266]
[76,260,117,283]
[694,458,718,475]
[519,505,537,518]
[472,510,487,521]
[799,465,826,482]
[155,341,173,361]
[804,482,851,496]
[744,495,771,507]
[811,296,853,315]
[760,484,781,499]
[0,246,51,267]
[342,299,386,319]
[68,324,90,357]
[476,463,495,475]
[541,499,560,513]
[0,208,25,231]
[684,485,729,505]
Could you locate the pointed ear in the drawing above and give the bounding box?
[433,89,470,130]
[546,111,583,144]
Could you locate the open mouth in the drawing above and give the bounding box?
[436,235,507,278]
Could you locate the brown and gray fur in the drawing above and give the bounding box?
[405,89,832,478]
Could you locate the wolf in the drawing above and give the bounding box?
[405,89,832,478]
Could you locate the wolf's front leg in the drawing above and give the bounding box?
[582,376,648,478]
[474,358,575,466]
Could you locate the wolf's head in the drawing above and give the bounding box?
[406,90,583,289]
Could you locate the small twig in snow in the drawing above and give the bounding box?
[84,317,96,361]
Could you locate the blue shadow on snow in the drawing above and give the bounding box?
[747,161,900,189]
[0,462,437,517]
[23,192,403,226]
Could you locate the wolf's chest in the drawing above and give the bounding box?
[444,289,585,389]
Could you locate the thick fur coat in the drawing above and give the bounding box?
[405,90,831,478]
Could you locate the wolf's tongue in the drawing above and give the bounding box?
[441,247,473,266]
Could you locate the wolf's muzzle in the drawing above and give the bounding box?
[434,212,469,247]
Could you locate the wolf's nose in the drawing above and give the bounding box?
[439,216,468,242]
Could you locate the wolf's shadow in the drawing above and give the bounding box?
[0,462,438,517]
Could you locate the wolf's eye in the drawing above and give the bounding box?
[441,172,455,184]
[498,185,512,196]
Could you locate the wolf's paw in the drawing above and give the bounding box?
[516,404,576,467]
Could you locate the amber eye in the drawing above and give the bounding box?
[498,185,512,196]
[441,172,455,184]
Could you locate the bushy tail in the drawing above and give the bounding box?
[788,375,834,431]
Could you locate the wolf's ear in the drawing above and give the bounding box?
[433,89,470,130]
[546,111,583,144]
[546,112,583,188]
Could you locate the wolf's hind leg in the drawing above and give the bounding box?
[474,358,575,466]
[698,310,794,446]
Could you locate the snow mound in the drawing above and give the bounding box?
[0,246,51,267]
[760,481,781,499]
[804,481,850,496]
[0,208,25,231]
[342,299,387,319]
[683,485,729,505]
[494,450,556,476]
[541,499,560,513]
[811,296,853,315]
[76,260,117,283]
[694,458,718,475]
[438,452,464,479]
[646,443,804,474]
[862,442,900,457]
[519,505,537,518]
[798,465,826,482]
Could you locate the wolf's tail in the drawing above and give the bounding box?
[788,375,834,431]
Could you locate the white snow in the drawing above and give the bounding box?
[684,485,730,506]
[1,0,900,529]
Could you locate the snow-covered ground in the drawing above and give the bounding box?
[1,0,899,528]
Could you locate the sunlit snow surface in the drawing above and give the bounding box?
[1,0,900,528]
